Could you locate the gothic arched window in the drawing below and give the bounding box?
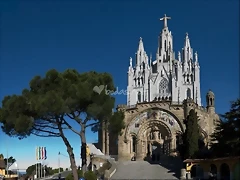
[210,98,213,106]
[137,91,141,102]
[187,88,191,99]
[164,40,167,50]
[159,78,168,93]
[132,136,137,153]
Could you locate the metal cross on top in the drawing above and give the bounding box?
[160,14,171,28]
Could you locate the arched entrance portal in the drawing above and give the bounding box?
[220,163,230,180]
[210,164,217,178]
[136,120,172,161]
[125,109,183,161]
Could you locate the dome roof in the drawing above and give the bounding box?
[207,89,214,96]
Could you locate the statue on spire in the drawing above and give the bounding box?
[160,14,171,28]
[195,51,198,62]
[178,51,181,61]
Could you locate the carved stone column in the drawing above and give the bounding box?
[150,142,152,155]
[145,140,148,155]
[118,135,131,161]
[105,130,109,155]
[165,136,169,155]
[159,137,164,155]
[171,134,176,150]
[101,128,105,154]
[136,139,144,160]
[154,131,158,140]
[129,138,132,154]
[142,140,146,155]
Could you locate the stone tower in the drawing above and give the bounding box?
[127,15,201,107]
[206,90,215,114]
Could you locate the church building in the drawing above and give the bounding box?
[98,15,219,161]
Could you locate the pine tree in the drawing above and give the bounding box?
[210,99,240,157]
[185,109,200,159]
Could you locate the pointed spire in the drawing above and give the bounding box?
[195,51,198,62]
[184,32,191,48]
[178,51,181,61]
[129,57,132,67]
[138,37,144,52]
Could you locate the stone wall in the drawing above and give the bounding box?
[115,100,219,161]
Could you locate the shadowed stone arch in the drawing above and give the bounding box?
[220,163,230,179]
[199,127,208,145]
[200,129,208,139]
[129,132,137,137]
[124,107,184,142]
[137,119,172,140]
[145,107,184,131]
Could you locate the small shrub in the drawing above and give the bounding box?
[84,171,97,180]
[96,161,112,177]
[65,169,97,180]
[65,169,83,180]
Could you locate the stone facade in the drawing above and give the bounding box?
[98,15,219,161]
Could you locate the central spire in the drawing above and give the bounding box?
[160,14,171,28]
[138,37,144,52]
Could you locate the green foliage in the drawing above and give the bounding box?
[0,69,125,176]
[84,171,97,180]
[108,110,125,135]
[26,163,61,176]
[185,109,200,158]
[178,109,200,160]
[65,169,83,180]
[66,170,97,180]
[0,68,124,139]
[51,167,63,174]
[210,99,240,157]
[4,156,16,166]
[26,163,38,176]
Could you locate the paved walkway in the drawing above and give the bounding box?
[111,161,181,179]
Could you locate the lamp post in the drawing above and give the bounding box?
[58,152,60,173]
[6,137,9,177]
[6,151,9,177]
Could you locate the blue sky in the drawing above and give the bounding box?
[0,0,239,170]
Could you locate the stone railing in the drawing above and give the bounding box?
[93,155,117,180]
[104,157,117,180]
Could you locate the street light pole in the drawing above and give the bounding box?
[58,152,60,173]
[6,139,9,177]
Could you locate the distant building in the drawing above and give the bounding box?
[0,155,5,176]
[0,159,5,176]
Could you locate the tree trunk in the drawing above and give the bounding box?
[60,134,78,180]
[80,128,87,174]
